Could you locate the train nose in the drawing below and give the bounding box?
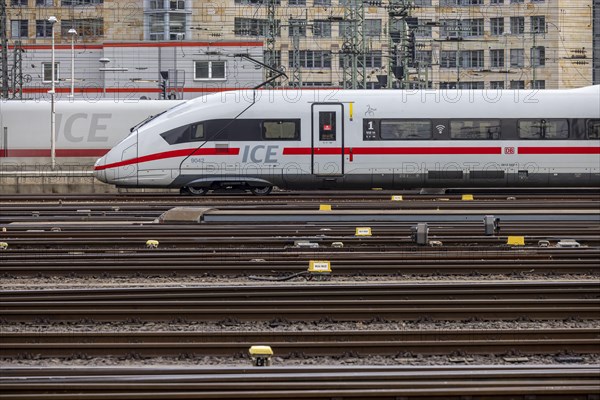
[93,156,107,183]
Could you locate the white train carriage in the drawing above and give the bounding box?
[0,100,184,167]
[93,87,600,194]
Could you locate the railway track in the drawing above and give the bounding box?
[2,282,598,323]
[2,329,599,359]
[1,365,599,400]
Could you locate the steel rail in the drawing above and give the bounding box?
[1,365,599,400]
[2,329,599,358]
[2,281,597,301]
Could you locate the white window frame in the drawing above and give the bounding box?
[193,61,227,81]
[42,62,60,83]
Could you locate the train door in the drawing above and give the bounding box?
[312,104,344,176]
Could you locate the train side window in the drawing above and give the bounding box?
[191,123,204,141]
[380,120,431,140]
[263,120,300,140]
[319,112,336,141]
[160,124,190,145]
[518,119,569,139]
[450,120,501,140]
[588,120,600,139]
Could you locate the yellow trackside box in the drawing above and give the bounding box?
[507,236,525,246]
[391,195,403,201]
[249,345,273,367]
[462,194,474,201]
[308,260,332,273]
[319,204,332,211]
[146,240,159,248]
[249,346,273,356]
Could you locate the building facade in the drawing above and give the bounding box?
[2,0,596,98]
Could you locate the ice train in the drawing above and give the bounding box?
[93,87,600,194]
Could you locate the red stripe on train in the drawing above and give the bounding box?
[93,147,240,171]
[1,149,111,158]
[283,147,503,155]
[518,147,600,154]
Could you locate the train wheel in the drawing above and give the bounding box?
[250,186,272,196]
[187,186,208,196]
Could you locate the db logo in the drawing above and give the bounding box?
[504,147,515,155]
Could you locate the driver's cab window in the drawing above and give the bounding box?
[191,123,204,141]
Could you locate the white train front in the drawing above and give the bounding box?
[94,87,600,194]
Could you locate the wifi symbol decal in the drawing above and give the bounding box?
[435,125,446,134]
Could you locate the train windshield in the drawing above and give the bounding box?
[129,102,187,134]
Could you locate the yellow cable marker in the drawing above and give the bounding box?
[507,236,525,246]
[146,240,159,248]
[462,194,474,201]
[391,195,403,201]
[355,227,372,236]
[319,204,332,211]
[308,260,332,273]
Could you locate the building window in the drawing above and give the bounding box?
[11,20,28,38]
[510,0,524,3]
[532,80,546,89]
[289,50,331,68]
[440,51,457,68]
[169,0,185,9]
[288,0,306,5]
[61,19,104,38]
[510,17,525,34]
[460,50,484,68]
[415,19,432,38]
[490,49,505,68]
[42,62,59,83]
[531,46,546,67]
[194,61,226,80]
[490,0,504,4]
[490,18,504,36]
[36,19,53,37]
[11,0,28,5]
[313,20,331,38]
[490,81,505,89]
[458,81,485,89]
[169,13,186,40]
[149,13,165,40]
[463,19,484,37]
[264,50,281,69]
[36,0,54,5]
[510,48,525,67]
[62,0,104,4]
[313,0,331,5]
[288,19,307,37]
[440,19,461,38]
[365,19,382,37]
[416,50,432,66]
[510,80,525,89]
[440,0,482,4]
[440,82,457,89]
[531,16,546,33]
[365,51,382,68]
[234,0,280,3]
[234,17,280,37]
